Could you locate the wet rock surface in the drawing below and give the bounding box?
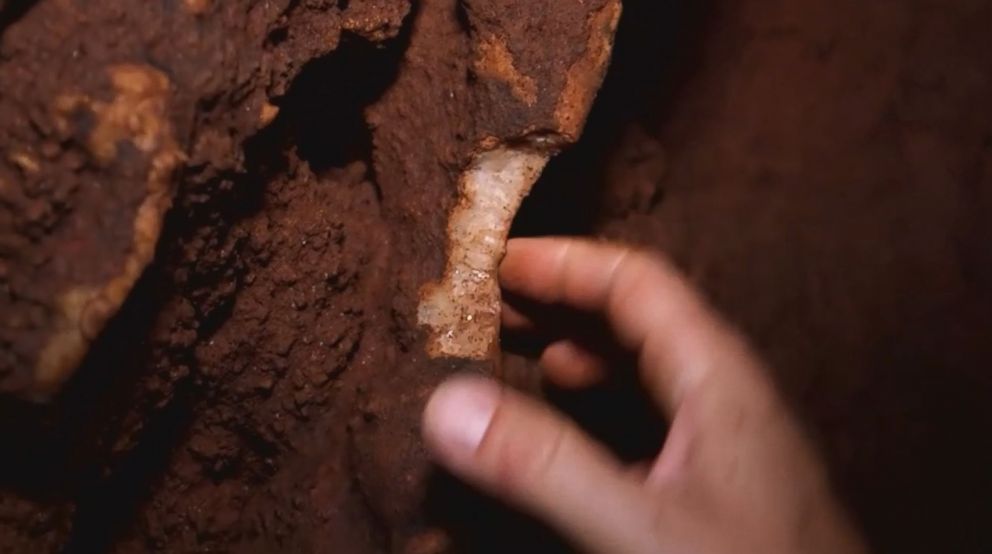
[1,0,991,553]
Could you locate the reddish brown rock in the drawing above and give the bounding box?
[0,0,616,551]
[1,1,991,554]
[0,0,411,398]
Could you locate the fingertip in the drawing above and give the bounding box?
[500,301,536,332]
[500,237,571,292]
[500,239,539,288]
[422,376,501,470]
[541,340,609,389]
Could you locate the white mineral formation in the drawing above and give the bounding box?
[418,146,550,360]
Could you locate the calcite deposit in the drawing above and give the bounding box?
[418,0,620,361]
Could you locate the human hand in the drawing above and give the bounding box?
[422,238,868,554]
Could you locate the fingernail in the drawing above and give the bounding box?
[423,377,500,464]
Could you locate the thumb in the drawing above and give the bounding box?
[422,376,659,554]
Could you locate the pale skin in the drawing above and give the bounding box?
[422,238,869,554]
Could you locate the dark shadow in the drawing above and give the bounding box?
[0,231,181,504]
[0,0,39,37]
[511,0,715,237]
[62,380,199,553]
[275,23,415,176]
[425,469,574,554]
[54,164,271,552]
[500,293,667,462]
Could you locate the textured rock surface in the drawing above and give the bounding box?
[0,0,410,398]
[0,0,614,552]
[1,0,991,553]
[416,0,619,361]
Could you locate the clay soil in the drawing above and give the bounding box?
[1,0,991,553]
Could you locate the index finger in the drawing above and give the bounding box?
[499,237,762,414]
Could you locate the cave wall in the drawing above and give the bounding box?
[1,0,415,551]
[532,1,992,552]
[1,0,991,553]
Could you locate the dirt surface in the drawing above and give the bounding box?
[1,0,991,553]
[0,0,409,398]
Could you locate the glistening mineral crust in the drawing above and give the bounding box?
[417,0,621,363]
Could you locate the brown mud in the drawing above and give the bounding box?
[1,0,991,553]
